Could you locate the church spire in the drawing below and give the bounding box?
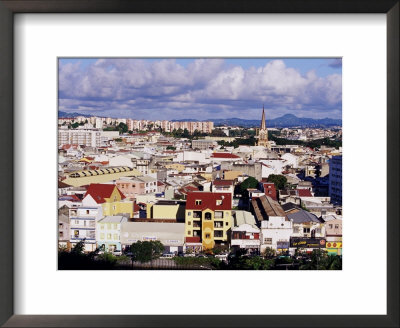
[258,105,270,149]
[261,104,266,130]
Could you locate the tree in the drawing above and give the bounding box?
[166,145,176,150]
[118,122,128,133]
[236,176,259,198]
[211,129,226,137]
[130,241,164,263]
[267,174,287,190]
[263,247,276,259]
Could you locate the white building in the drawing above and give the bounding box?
[138,175,158,194]
[58,129,101,148]
[69,206,103,252]
[96,216,128,252]
[260,217,293,253]
[231,211,261,254]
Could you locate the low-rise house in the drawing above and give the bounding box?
[211,180,234,204]
[250,195,292,253]
[231,211,260,254]
[83,183,134,217]
[120,222,185,254]
[69,206,103,252]
[146,200,186,222]
[325,218,342,255]
[116,177,146,200]
[138,175,158,194]
[58,213,70,250]
[260,217,293,254]
[288,209,326,255]
[260,182,277,201]
[96,216,128,252]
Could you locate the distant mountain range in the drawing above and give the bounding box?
[59,111,92,118]
[59,111,341,128]
[174,114,342,128]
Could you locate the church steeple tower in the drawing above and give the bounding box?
[257,105,270,149]
[261,105,266,130]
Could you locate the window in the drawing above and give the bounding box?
[187,231,191,235]
[225,221,229,226]
[86,210,90,214]
[264,238,272,244]
[329,224,333,229]
[113,205,116,211]
[215,211,223,218]
[187,212,191,216]
[100,233,105,239]
[107,233,112,240]
[303,228,310,233]
[204,212,212,220]
[188,221,191,225]
[335,224,340,229]
[113,224,118,229]
[74,230,79,237]
[113,234,118,240]
[214,231,223,237]
[205,233,211,239]
[195,200,202,205]
[74,220,79,225]
[216,199,222,205]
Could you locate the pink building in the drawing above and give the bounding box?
[116,178,146,200]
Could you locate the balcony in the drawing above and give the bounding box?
[193,211,202,219]
[214,221,224,229]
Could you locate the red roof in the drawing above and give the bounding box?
[61,144,79,150]
[211,153,240,159]
[84,184,125,204]
[186,192,232,211]
[185,236,201,243]
[296,189,313,197]
[157,181,165,186]
[133,202,140,212]
[213,180,233,186]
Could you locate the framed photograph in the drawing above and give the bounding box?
[0,1,398,327]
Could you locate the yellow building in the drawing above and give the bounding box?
[146,200,186,221]
[185,192,232,250]
[165,163,185,172]
[223,170,243,181]
[83,183,133,217]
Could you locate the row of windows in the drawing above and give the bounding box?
[187,231,225,238]
[99,233,119,240]
[100,223,119,230]
[187,221,228,227]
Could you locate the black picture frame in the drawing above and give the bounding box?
[0,1,398,327]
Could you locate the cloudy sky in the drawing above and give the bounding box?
[58,58,342,120]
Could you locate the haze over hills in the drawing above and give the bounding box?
[59,111,342,128]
